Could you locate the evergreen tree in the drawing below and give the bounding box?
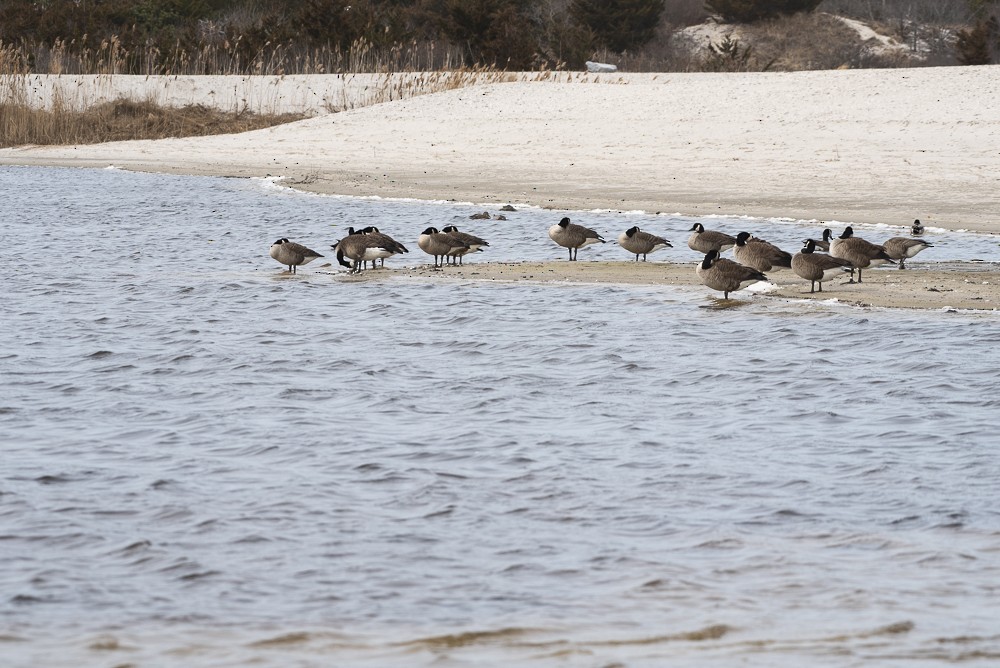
[431,0,539,69]
[570,0,665,53]
[955,15,999,65]
[705,0,823,24]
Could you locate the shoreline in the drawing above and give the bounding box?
[3,67,1000,234]
[317,260,1000,312]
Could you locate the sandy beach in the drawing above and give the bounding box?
[3,66,999,308]
[318,260,997,311]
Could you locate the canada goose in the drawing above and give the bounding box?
[911,219,924,236]
[618,226,672,261]
[548,217,605,260]
[792,239,854,293]
[441,225,489,265]
[733,231,792,272]
[882,236,932,269]
[360,226,409,268]
[269,238,323,273]
[331,232,397,274]
[687,223,736,254]
[418,227,469,268]
[696,249,769,299]
[829,226,895,283]
[804,228,833,252]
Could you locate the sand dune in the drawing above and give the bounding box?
[3,67,999,233]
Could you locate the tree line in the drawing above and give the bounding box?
[1,0,997,73]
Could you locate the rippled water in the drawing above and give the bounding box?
[2,166,1000,667]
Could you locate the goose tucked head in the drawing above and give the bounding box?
[442,225,459,233]
[701,249,719,269]
[421,227,439,235]
[625,226,639,237]
[839,226,855,239]
[801,239,817,254]
[558,217,571,228]
[272,239,285,246]
[735,231,752,245]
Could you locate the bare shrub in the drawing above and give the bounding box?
[744,12,874,69]
[661,0,711,27]
[706,0,824,23]
[0,87,308,147]
[818,0,972,25]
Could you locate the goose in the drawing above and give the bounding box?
[829,226,895,283]
[548,217,605,260]
[882,236,932,270]
[269,238,323,273]
[791,239,854,293]
[696,249,768,299]
[618,226,672,261]
[331,232,396,274]
[733,231,792,272]
[804,228,834,252]
[441,225,489,265]
[418,227,469,268]
[360,226,409,268]
[911,219,925,236]
[687,223,736,255]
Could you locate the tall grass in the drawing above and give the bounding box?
[0,77,308,147]
[2,36,482,77]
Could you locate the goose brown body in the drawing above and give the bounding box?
[733,231,792,272]
[332,230,396,274]
[696,249,768,299]
[441,225,489,265]
[687,223,736,254]
[269,238,323,273]
[881,236,932,269]
[418,227,469,268]
[829,226,895,282]
[617,226,672,261]
[792,239,854,292]
[359,226,409,268]
[548,217,605,261]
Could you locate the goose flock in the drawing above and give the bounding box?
[270,217,933,300]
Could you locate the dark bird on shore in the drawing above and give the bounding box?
[829,226,895,283]
[441,225,489,265]
[418,227,469,268]
[733,231,792,273]
[696,249,768,300]
[792,239,854,293]
[618,226,672,261]
[269,238,323,273]
[882,235,932,269]
[548,217,605,261]
[359,226,409,268]
[687,223,736,255]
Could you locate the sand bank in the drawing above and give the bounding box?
[3,67,1000,233]
[323,260,1000,311]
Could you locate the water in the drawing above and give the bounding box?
[1,166,999,667]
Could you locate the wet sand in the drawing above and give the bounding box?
[325,260,1000,311]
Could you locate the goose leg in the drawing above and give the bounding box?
[899,259,906,270]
